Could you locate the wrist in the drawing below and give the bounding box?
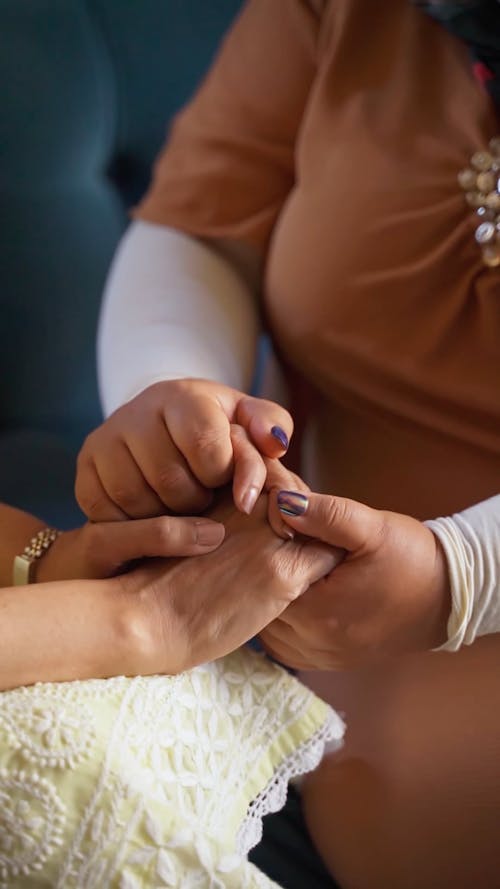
[0,506,46,586]
[425,531,452,650]
[115,566,189,677]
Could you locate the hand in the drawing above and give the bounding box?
[75,379,293,522]
[120,494,337,676]
[36,514,225,582]
[259,491,451,670]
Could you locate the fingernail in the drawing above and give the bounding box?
[241,485,260,515]
[271,425,289,451]
[277,490,309,517]
[195,521,225,546]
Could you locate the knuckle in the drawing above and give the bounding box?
[75,452,96,489]
[190,426,228,457]
[267,550,300,599]
[230,424,252,452]
[76,489,107,520]
[78,431,96,458]
[375,512,391,547]
[323,495,351,528]
[106,483,143,512]
[166,377,190,397]
[156,464,190,495]
[152,516,178,549]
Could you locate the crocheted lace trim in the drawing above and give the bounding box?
[236,708,345,856]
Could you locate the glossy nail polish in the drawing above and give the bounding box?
[271,425,289,451]
[277,490,309,517]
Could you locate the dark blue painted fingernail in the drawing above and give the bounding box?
[277,490,309,516]
[271,425,289,451]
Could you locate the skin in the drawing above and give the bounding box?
[0,502,225,587]
[0,494,335,691]
[260,492,451,667]
[74,239,268,524]
[75,382,293,520]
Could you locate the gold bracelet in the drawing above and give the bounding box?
[12,527,61,586]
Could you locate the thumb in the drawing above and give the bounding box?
[236,395,294,459]
[276,491,384,553]
[89,515,226,575]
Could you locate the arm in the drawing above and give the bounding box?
[98,222,261,416]
[0,494,336,691]
[0,575,142,691]
[76,223,292,522]
[99,0,321,413]
[0,498,227,689]
[261,490,500,670]
[75,0,321,523]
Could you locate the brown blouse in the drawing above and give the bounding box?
[137,0,500,519]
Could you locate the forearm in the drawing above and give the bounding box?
[0,502,46,587]
[98,221,261,415]
[425,494,500,650]
[0,575,151,690]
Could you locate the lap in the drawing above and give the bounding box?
[0,648,341,888]
[300,635,500,889]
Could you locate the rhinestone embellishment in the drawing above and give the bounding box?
[459,137,500,267]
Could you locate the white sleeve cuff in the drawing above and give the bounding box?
[425,495,500,651]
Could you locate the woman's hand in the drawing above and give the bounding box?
[121,495,337,677]
[75,379,293,521]
[36,514,226,583]
[259,491,452,670]
[0,493,334,689]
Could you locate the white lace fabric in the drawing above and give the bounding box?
[0,647,344,888]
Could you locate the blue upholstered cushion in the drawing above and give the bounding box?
[0,0,240,518]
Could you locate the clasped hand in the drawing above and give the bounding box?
[261,492,451,669]
[68,378,452,673]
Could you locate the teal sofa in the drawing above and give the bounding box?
[0,0,241,526]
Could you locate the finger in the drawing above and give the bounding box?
[166,392,234,488]
[75,454,128,522]
[236,396,294,459]
[277,491,384,553]
[126,416,211,514]
[230,425,267,513]
[91,441,168,519]
[259,625,311,670]
[88,515,226,575]
[261,624,348,672]
[265,461,309,539]
[286,538,339,594]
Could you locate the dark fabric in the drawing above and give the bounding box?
[249,786,340,889]
[0,430,83,529]
[420,0,500,108]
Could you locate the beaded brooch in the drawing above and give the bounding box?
[458,137,500,267]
